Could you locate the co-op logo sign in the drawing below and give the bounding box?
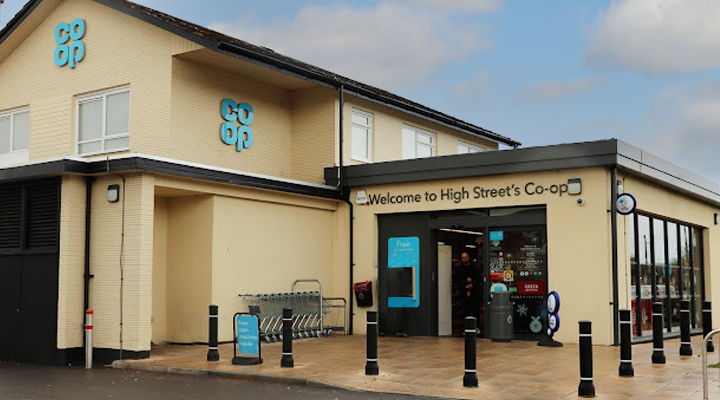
[220,99,254,152]
[54,19,86,69]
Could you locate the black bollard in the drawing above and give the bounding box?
[651,302,666,364]
[281,308,294,368]
[463,316,479,388]
[680,300,692,356]
[207,305,219,362]
[703,301,714,353]
[618,309,634,377]
[578,320,595,397]
[365,311,379,375]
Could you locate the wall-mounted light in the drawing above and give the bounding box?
[715,213,718,225]
[616,180,624,195]
[567,178,582,195]
[107,184,120,203]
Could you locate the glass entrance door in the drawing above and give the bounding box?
[486,227,548,340]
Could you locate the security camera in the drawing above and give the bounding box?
[576,197,585,206]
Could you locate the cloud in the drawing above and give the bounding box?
[521,77,605,101]
[209,3,491,91]
[637,82,720,183]
[384,0,503,13]
[586,0,720,75]
[449,70,491,102]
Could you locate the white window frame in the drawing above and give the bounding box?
[402,124,435,159]
[0,106,30,165]
[351,108,373,162]
[76,86,130,157]
[458,141,485,154]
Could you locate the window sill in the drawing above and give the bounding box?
[77,147,130,158]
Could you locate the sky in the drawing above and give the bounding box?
[2,0,720,184]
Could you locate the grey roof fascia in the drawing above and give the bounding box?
[329,140,619,187]
[616,140,720,206]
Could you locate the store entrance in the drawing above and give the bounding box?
[378,206,547,340]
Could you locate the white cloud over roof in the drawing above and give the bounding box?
[585,0,720,75]
[209,3,492,91]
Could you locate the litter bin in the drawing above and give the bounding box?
[488,291,513,342]
[353,281,373,307]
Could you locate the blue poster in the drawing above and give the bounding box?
[388,237,420,308]
[236,315,259,356]
[489,231,504,241]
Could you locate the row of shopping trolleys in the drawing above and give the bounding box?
[239,291,333,342]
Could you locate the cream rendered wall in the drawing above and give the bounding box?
[289,86,337,184]
[57,175,87,349]
[152,197,168,344]
[169,58,293,178]
[349,167,615,344]
[211,195,337,342]
[0,0,173,160]
[617,174,720,328]
[89,173,155,352]
[164,195,214,343]
[343,96,499,166]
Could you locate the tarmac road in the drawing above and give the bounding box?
[0,362,431,400]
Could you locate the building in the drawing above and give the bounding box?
[0,0,717,365]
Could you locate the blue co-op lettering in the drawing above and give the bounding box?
[220,99,254,152]
[54,18,86,69]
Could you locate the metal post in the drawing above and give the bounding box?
[578,320,595,397]
[281,308,294,368]
[85,310,93,369]
[652,302,666,364]
[680,300,692,356]
[365,311,379,375]
[618,309,634,377]
[703,301,714,353]
[207,305,219,361]
[463,316,478,388]
[702,329,720,400]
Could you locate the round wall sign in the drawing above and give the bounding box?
[547,291,560,314]
[616,193,637,215]
[490,283,508,292]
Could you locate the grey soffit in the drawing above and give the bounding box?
[0,157,343,200]
[327,139,720,207]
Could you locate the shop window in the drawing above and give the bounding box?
[458,141,484,154]
[402,125,435,159]
[0,107,29,165]
[77,87,129,156]
[351,109,372,162]
[629,213,705,339]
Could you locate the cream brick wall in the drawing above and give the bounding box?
[289,86,337,183]
[343,96,499,166]
[151,197,168,344]
[57,175,87,349]
[211,195,337,342]
[169,57,293,178]
[89,173,154,352]
[0,0,173,160]
[164,195,213,344]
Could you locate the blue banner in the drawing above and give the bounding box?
[388,237,420,308]
[236,315,259,356]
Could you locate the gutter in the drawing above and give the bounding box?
[337,85,354,335]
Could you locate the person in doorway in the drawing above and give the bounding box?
[455,252,480,322]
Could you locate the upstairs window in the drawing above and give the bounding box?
[77,87,129,156]
[0,107,29,164]
[458,141,485,154]
[402,125,435,159]
[351,109,372,162]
